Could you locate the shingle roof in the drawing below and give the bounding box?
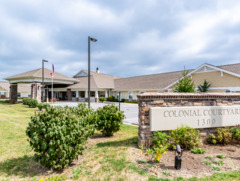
[5,68,78,82]
[114,70,187,91]
[0,82,31,93]
[114,63,240,91]
[68,70,120,89]
[217,63,240,75]
[0,82,9,91]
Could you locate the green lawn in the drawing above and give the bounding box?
[1,102,240,181]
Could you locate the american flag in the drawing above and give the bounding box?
[50,64,54,77]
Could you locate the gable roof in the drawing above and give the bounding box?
[114,63,240,91]
[68,70,121,89]
[165,63,240,90]
[114,70,187,91]
[5,68,78,84]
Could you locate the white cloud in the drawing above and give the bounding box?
[1,0,240,80]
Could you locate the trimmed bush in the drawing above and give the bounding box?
[23,98,38,108]
[26,105,95,170]
[37,103,50,111]
[99,97,106,102]
[207,128,232,145]
[106,96,116,102]
[169,125,202,149]
[95,105,125,136]
[22,98,30,105]
[28,99,38,108]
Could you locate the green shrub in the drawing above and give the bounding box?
[124,100,139,104]
[26,105,95,170]
[152,131,170,150]
[99,97,106,102]
[230,126,240,141]
[217,154,226,159]
[169,125,201,149]
[191,148,205,154]
[106,96,116,102]
[23,98,38,108]
[37,103,50,111]
[95,105,125,136]
[22,98,30,105]
[207,128,232,145]
[27,99,38,108]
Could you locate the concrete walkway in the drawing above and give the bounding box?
[51,102,138,126]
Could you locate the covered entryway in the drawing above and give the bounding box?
[5,68,78,102]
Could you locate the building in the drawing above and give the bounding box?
[0,82,32,98]
[5,63,240,102]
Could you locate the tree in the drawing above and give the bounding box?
[198,80,211,92]
[173,70,195,92]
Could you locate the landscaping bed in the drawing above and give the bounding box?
[1,102,240,180]
[129,143,240,179]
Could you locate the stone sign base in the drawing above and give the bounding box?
[137,93,240,148]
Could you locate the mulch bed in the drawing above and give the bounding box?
[129,143,240,179]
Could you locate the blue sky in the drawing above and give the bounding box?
[1,0,240,80]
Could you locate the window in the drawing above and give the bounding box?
[17,92,21,97]
[99,91,105,97]
[72,91,76,98]
[90,91,95,97]
[129,92,133,101]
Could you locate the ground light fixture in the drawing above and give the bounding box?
[175,144,182,170]
[88,36,97,108]
[42,59,48,103]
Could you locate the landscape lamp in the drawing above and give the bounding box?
[175,144,182,170]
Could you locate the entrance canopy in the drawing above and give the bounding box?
[5,68,78,85]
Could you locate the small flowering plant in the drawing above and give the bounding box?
[139,145,167,163]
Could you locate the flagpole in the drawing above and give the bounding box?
[51,75,53,104]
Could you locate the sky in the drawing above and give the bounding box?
[1,0,240,80]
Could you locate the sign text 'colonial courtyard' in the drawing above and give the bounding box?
[150,106,240,131]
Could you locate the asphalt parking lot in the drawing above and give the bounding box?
[52,102,138,126]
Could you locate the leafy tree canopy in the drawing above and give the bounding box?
[173,70,195,93]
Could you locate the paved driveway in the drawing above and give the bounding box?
[52,102,138,126]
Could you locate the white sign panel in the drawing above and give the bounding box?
[150,106,240,131]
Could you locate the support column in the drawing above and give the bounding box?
[10,84,18,103]
[85,90,88,102]
[67,89,72,101]
[95,90,99,102]
[105,90,108,98]
[76,91,79,102]
[31,83,41,102]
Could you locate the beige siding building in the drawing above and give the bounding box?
[5,63,240,102]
